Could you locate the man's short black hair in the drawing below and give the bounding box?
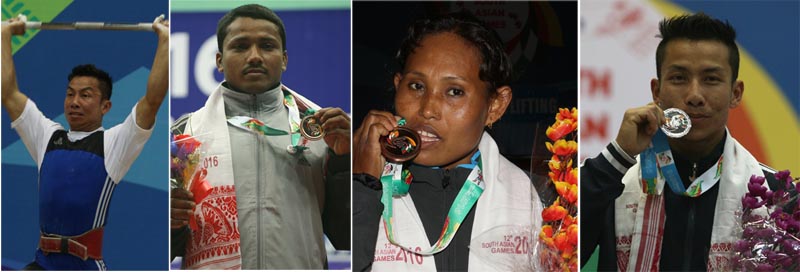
[656,12,739,82]
[68,64,113,100]
[216,4,286,53]
[395,11,513,94]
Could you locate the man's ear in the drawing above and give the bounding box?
[101,100,112,115]
[651,78,661,105]
[730,80,744,108]
[282,50,288,71]
[216,52,224,73]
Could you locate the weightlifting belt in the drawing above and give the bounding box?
[39,228,103,260]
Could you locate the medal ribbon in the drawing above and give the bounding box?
[379,151,484,255]
[227,89,316,153]
[227,116,287,136]
[640,130,723,197]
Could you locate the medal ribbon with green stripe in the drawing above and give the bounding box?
[227,89,316,153]
[379,150,484,255]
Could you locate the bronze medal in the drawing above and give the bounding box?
[300,115,324,140]
[380,127,421,163]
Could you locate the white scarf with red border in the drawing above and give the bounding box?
[180,83,319,270]
[614,133,764,271]
[371,132,541,271]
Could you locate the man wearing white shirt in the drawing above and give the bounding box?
[1,16,169,270]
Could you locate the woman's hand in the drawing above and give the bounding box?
[353,110,400,178]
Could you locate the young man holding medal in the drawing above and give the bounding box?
[2,15,169,270]
[168,4,350,270]
[580,13,789,271]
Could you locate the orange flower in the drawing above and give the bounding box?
[561,215,576,229]
[553,231,568,249]
[566,168,577,185]
[548,155,566,173]
[546,119,577,142]
[554,181,578,204]
[561,247,575,260]
[550,164,576,184]
[540,225,554,238]
[539,108,579,271]
[549,170,564,183]
[542,198,568,221]
[540,225,555,248]
[567,224,578,246]
[553,232,575,259]
[541,236,554,249]
[556,107,578,123]
[547,139,577,157]
[554,181,569,197]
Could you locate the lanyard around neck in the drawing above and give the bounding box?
[226,89,315,153]
[640,130,723,197]
[379,151,485,255]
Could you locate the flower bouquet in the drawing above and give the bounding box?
[170,133,213,230]
[538,107,579,272]
[734,170,800,271]
[467,108,578,271]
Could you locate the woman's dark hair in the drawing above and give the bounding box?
[394,11,513,93]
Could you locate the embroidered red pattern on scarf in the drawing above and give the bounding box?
[184,185,240,269]
[616,235,632,271]
[707,242,733,271]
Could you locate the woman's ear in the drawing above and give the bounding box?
[486,86,512,126]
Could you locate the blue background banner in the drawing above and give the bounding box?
[169,7,351,120]
[2,0,169,270]
[678,1,799,107]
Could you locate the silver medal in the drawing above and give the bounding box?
[661,108,691,138]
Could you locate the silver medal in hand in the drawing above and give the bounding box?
[661,108,691,138]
